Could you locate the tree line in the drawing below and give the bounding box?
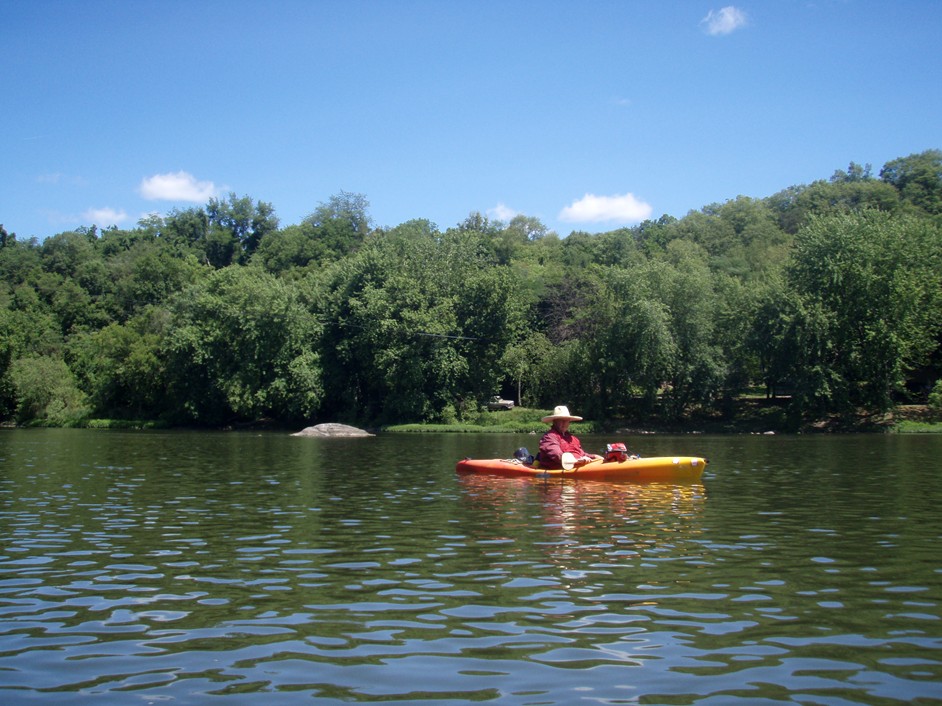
[2,150,941,429]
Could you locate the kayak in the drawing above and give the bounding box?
[455,455,708,482]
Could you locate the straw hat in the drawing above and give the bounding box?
[541,405,583,423]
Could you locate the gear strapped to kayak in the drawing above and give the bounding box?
[467,405,708,481]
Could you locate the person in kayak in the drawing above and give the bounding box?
[538,405,601,469]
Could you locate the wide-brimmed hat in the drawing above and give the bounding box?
[542,405,583,423]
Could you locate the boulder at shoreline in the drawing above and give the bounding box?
[291,423,374,438]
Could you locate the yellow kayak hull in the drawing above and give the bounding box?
[455,455,707,482]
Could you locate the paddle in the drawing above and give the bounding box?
[561,452,604,470]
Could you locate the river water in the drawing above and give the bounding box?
[1,428,940,705]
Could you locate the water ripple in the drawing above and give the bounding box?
[1,430,942,703]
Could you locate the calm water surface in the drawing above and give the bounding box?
[1,429,940,705]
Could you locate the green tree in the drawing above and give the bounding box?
[830,161,872,183]
[5,284,62,357]
[632,214,679,256]
[928,379,942,419]
[162,267,323,424]
[769,174,900,234]
[453,263,529,403]
[572,264,675,417]
[486,215,551,265]
[0,308,18,417]
[50,277,103,332]
[160,207,209,256]
[880,149,942,215]
[9,355,88,424]
[68,312,168,419]
[654,241,726,418]
[525,245,723,420]
[709,196,789,278]
[203,225,238,268]
[207,192,279,261]
[669,206,737,259]
[252,222,324,275]
[785,210,942,415]
[712,272,761,405]
[501,332,552,407]
[98,225,155,257]
[506,214,548,242]
[302,191,372,260]
[108,240,200,318]
[318,226,527,422]
[749,274,800,399]
[40,230,97,278]
[0,236,42,286]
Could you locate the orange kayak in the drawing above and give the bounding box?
[455,455,707,482]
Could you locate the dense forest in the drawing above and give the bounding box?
[2,150,942,430]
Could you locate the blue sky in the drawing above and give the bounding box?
[3,0,940,241]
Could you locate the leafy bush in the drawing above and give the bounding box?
[384,408,599,434]
[9,356,89,425]
[929,379,942,420]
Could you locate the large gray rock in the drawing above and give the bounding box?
[291,423,374,437]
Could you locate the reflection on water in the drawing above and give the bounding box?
[1,429,940,704]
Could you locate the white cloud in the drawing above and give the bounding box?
[488,202,518,222]
[139,171,219,202]
[82,207,129,226]
[701,6,747,36]
[558,192,653,224]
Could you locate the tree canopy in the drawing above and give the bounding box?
[2,150,941,428]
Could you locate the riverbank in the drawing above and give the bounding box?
[5,402,939,434]
[385,401,942,435]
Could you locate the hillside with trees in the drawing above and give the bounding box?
[2,150,941,431]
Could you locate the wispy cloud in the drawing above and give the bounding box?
[488,202,518,222]
[83,207,129,226]
[559,192,652,224]
[139,171,219,202]
[37,172,87,186]
[701,6,747,36]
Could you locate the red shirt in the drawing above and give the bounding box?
[539,428,588,469]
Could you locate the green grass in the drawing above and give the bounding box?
[385,407,599,434]
[387,423,518,433]
[893,420,942,433]
[82,419,170,430]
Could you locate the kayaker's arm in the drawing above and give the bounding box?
[538,431,565,469]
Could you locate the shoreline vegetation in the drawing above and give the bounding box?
[7,402,939,434]
[386,402,942,435]
[3,152,941,432]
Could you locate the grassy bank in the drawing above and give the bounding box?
[385,402,942,435]
[7,402,940,434]
[386,407,598,434]
[894,420,942,433]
